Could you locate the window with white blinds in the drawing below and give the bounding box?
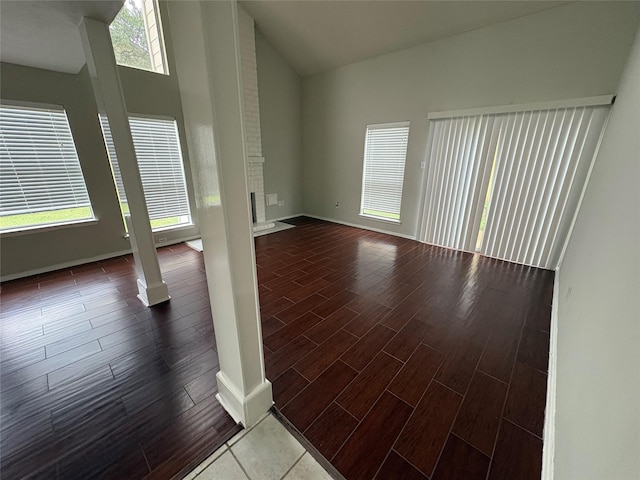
[360,122,410,222]
[0,104,94,232]
[419,102,610,269]
[99,115,191,231]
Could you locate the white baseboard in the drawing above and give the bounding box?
[264,213,305,222]
[216,371,273,428]
[1,234,201,283]
[542,269,560,480]
[303,213,416,240]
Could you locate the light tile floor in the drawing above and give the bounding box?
[183,414,334,480]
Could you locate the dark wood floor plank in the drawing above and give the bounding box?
[384,317,430,361]
[387,344,444,407]
[452,371,508,455]
[394,381,463,477]
[517,327,550,373]
[340,323,396,371]
[504,362,547,438]
[282,360,358,432]
[431,434,491,480]
[304,306,359,344]
[294,329,359,381]
[488,420,543,480]
[374,451,428,480]
[304,402,359,461]
[333,391,413,480]
[272,368,310,408]
[185,369,218,404]
[265,335,316,380]
[275,294,328,324]
[264,311,323,352]
[337,351,403,419]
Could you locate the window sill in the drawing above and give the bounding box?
[123,223,196,239]
[358,213,402,225]
[0,219,98,237]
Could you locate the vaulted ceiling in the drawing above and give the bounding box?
[0,0,571,77]
[240,0,570,77]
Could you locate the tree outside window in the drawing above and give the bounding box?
[109,0,167,74]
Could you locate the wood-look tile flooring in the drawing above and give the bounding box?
[258,217,552,480]
[0,244,239,479]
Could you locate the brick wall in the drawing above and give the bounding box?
[238,7,265,224]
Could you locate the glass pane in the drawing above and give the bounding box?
[110,0,166,74]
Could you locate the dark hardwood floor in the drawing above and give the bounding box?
[1,216,552,479]
[0,244,239,479]
[258,217,552,480]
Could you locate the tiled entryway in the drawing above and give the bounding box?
[184,414,332,480]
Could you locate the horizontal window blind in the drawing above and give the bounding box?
[100,115,191,227]
[0,104,93,228]
[360,122,410,222]
[419,102,609,269]
[420,115,499,251]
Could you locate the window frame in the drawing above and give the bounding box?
[359,121,410,224]
[110,0,169,76]
[0,100,96,234]
[99,112,194,233]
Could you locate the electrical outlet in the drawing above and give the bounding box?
[158,237,167,244]
[335,201,339,208]
[278,200,285,206]
[421,161,426,169]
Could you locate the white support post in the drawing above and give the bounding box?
[167,0,272,427]
[79,18,169,307]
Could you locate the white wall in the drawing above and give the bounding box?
[553,28,640,480]
[256,30,303,220]
[301,1,639,237]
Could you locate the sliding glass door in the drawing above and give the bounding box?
[418,100,610,269]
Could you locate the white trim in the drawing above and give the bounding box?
[542,270,560,480]
[556,109,612,268]
[137,279,170,306]
[0,234,200,283]
[216,371,273,428]
[0,99,66,112]
[0,248,131,283]
[264,213,304,222]
[0,219,98,237]
[428,95,614,120]
[358,213,401,225]
[304,213,415,240]
[366,120,410,130]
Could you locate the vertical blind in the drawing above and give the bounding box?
[421,115,499,251]
[419,104,609,269]
[360,122,410,222]
[0,104,93,222]
[99,115,191,224]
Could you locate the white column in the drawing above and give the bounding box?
[167,0,272,427]
[79,18,169,307]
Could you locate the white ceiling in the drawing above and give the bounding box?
[240,0,569,77]
[0,1,123,74]
[0,1,569,77]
